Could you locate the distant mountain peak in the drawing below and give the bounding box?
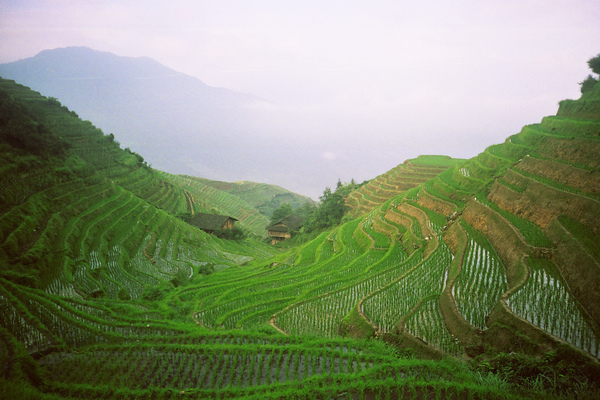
[0,46,268,182]
[4,46,185,81]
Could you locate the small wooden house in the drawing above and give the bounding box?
[189,213,238,234]
[266,214,304,244]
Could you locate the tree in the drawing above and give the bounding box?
[0,90,69,157]
[270,203,292,224]
[298,178,364,234]
[588,53,600,76]
[216,227,245,241]
[580,75,598,94]
[47,97,62,107]
[296,201,318,232]
[304,183,349,231]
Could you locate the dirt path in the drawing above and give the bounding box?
[183,189,195,216]
[269,315,288,335]
[142,232,156,264]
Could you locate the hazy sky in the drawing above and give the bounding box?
[2,1,599,198]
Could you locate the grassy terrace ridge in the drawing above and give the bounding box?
[345,155,465,217]
[2,57,600,400]
[408,154,467,167]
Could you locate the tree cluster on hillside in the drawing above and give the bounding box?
[215,227,246,241]
[297,179,365,233]
[124,146,149,168]
[269,203,293,225]
[268,179,364,241]
[0,91,70,157]
[579,53,600,94]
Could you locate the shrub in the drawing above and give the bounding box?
[198,262,215,275]
[142,286,165,301]
[216,227,246,240]
[579,75,598,94]
[588,53,600,75]
[117,288,131,301]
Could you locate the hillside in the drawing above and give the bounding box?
[180,176,315,218]
[1,58,600,400]
[0,77,279,292]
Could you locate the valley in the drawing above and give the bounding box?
[1,55,600,399]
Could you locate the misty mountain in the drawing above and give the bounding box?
[0,46,271,181]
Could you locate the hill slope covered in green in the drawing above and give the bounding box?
[0,77,278,297]
[185,176,315,217]
[1,56,600,400]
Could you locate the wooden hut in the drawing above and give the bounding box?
[189,213,238,234]
[266,214,304,244]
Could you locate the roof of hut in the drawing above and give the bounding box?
[190,213,238,231]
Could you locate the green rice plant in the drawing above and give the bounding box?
[496,176,526,193]
[275,248,419,337]
[362,211,391,249]
[404,296,463,357]
[352,220,373,251]
[305,249,387,293]
[295,231,330,266]
[452,231,507,330]
[465,157,498,184]
[409,155,466,167]
[508,258,599,358]
[479,148,513,171]
[408,214,422,239]
[449,164,487,194]
[105,246,145,299]
[407,201,446,234]
[423,179,463,208]
[0,288,56,350]
[362,241,452,332]
[371,213,398,239]
[515,124,555,149]
[404,186,420,201]
[129,239,173,282]
[436,168,475,201]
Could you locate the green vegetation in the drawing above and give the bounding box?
[269,202,293,224]
[345,157,461,216]
[184,176,314,219]
[409,154,467,166]
[580,53,600,94]
[297,179,363,234]
[2,54,600,400]
[509,258,599,358]
[453,222,508,330]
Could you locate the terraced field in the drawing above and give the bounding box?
[2,67,600,399]
[157,172,273,237]
[346,155,465,216]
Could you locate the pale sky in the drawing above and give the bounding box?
[1,1,599,198]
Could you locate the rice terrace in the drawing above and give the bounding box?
[1,54,600,400]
